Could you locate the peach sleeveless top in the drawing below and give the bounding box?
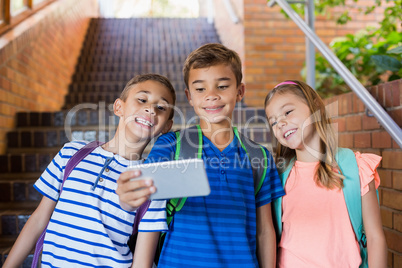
[278,152,381,268]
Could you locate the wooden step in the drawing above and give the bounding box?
[13,107,268,129]
[15,109,116,128]
[74,62,184,73]
[0,153,53,173]
[71,72,184,83]
[7,127,115,151]
[0,209,36,236]
[68,80,186,93]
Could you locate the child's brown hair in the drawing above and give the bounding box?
[183,43,242,89]
[120,73,176,119]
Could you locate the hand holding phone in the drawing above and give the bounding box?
[128,159,210,200]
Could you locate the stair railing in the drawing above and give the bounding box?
[207,0,240,24]
[268,0,402,148]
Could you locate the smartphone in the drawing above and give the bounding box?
[128,158,210,200]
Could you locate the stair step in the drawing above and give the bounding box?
[81,32,219,45]
[7,129,116,151]
[63,92,189,109]
[0,153,54,173]
[0,209,36,235]
[6,124,271,153]
[84,19,218,34]
[76,55,188,65]
[74,62,184,73]
[71,72,184,83]
[14,107,268,128]
[0,179,40,204]
[77,48,196,57]
[15,109,117,128]
[0,201,39,211]
[7,128,110,150]
[68,81,186,93]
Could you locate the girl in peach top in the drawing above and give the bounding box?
[264,80,387,268]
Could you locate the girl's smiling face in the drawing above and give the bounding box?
[265,91,319,153]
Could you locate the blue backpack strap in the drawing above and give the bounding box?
[335,148,368,268]
[175,125,202,160]
[166,125,202,224]
[272,161,293,242]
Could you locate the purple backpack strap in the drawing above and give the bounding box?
[132,200,152,235]
[31,141,104,268]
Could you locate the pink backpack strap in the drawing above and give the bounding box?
[31,141,104,268]
[127,200,152,253]
[132,200,151,234]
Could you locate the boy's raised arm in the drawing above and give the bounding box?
[3,196,56,267]
[256,203,276,268]
[116,170,156,211]
[131,231,160,268]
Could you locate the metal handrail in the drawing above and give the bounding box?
[223,0,240,24]
[268,0,402,148]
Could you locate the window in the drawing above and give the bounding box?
[0,1,4,23]
[0,0,56,35]
[11,0,28,16]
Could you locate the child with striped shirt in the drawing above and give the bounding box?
[118,44,285,268]
[4,74,176,267]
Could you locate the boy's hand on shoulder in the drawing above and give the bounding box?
[116,170,156,211]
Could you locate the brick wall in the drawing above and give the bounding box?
[324,79,402,268]
[0,0,99,154]
[207,0,388,107]
[208,0,245,65]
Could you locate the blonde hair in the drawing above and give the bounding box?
[265,80,344,190]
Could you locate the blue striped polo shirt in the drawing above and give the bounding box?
[34,141,168,268]
[145,131,285,267]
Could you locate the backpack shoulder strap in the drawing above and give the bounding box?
[132,200,151,234]
[272,161,294,242]
[32,140,104,268]
[62,141,105,192]
[166,125,202,226]
[335,148,368,267]
[174,125,202,160]
[336,148,362,240]
[234,128,267,195]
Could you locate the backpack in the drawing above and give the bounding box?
[272,147,368,268]
[155,125,269,264]
[32,141,149,267]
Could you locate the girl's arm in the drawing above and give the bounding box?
[362,180,387,267]
[256,203,276,268]
[3,196,56,268]
[131,231,160,268]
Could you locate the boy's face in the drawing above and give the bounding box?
[185,64,245,128]
[114,80,174,142]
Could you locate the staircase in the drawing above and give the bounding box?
[0,18,271,267]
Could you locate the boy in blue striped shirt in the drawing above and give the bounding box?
[119,44,285,268]
[4,74,176,268]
